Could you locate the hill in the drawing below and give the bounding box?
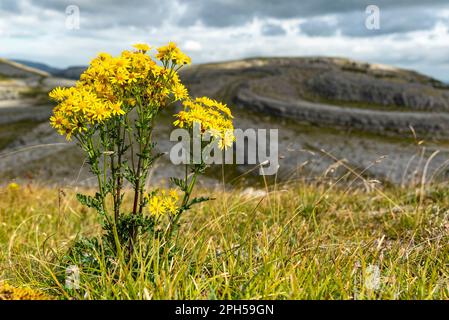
[10,59,85,80]
[12,59,62,75]
[181,57,449,137]
[1,57,449,186]
[0,58,50,79]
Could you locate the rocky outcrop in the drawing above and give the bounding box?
[0,59,76,110]
[235,88,449,137]
[2,57,449,186]
[0,80,28,100]
[0,104,52,125]
[304,69,449,111]
[181,57,449,137]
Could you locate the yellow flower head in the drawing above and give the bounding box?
[113,57,129,69]
[110,67,129,85]
[174,97,235,149]
[156,42,191,66]
[146,189,179,217]
[133,43,151,53]
[7,182,20,192]
[172,82,188,101]
[48,86,68,102]
[110,101,125,116]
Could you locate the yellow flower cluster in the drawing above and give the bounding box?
[132,43,151,52]
[146,189,179,217]
[174,97,235,149]
[49,42,191,140]
[156,42,191,66]
[49,86,122,140]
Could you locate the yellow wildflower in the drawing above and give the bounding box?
[133,43,151,53]
[110,68,129,85]
[49,42,193,140]
[172,50,191,65]
[127,72,138,84]
[7,182,20,192]
[113,57,129,69]
[110,101,125,116]
[48,86,67,102]
[174,97,235,149]
[148,195,164,217]
[219,129,235,150]
[147,189,179,217]
[172,82,188,101]
[156,42,191,65]
[92,103,112,121]
[49,112,65,129]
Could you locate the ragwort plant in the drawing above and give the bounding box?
[48,43,234,272]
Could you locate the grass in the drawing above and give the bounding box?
[0,179,448,300]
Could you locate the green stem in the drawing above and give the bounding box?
[168,165,200,239]
[114,119,123,223]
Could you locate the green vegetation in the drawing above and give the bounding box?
[1,56,448,301]
[0,181,448,299]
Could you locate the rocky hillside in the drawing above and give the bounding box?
[181,57,449,137]
[0,58,50,79]
[2,57,449,186]
[11,59,85,80]
[0,59,74,105]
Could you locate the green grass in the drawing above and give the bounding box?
[0,180,448,300]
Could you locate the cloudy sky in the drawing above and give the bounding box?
[1,0,449,81]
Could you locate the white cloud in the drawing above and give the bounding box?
[1,1,448,82]
[183,40,202,51]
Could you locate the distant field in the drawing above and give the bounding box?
[1,181,448,299]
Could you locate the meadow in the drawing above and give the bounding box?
[1,179,448,299]
[1,43,448,301]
